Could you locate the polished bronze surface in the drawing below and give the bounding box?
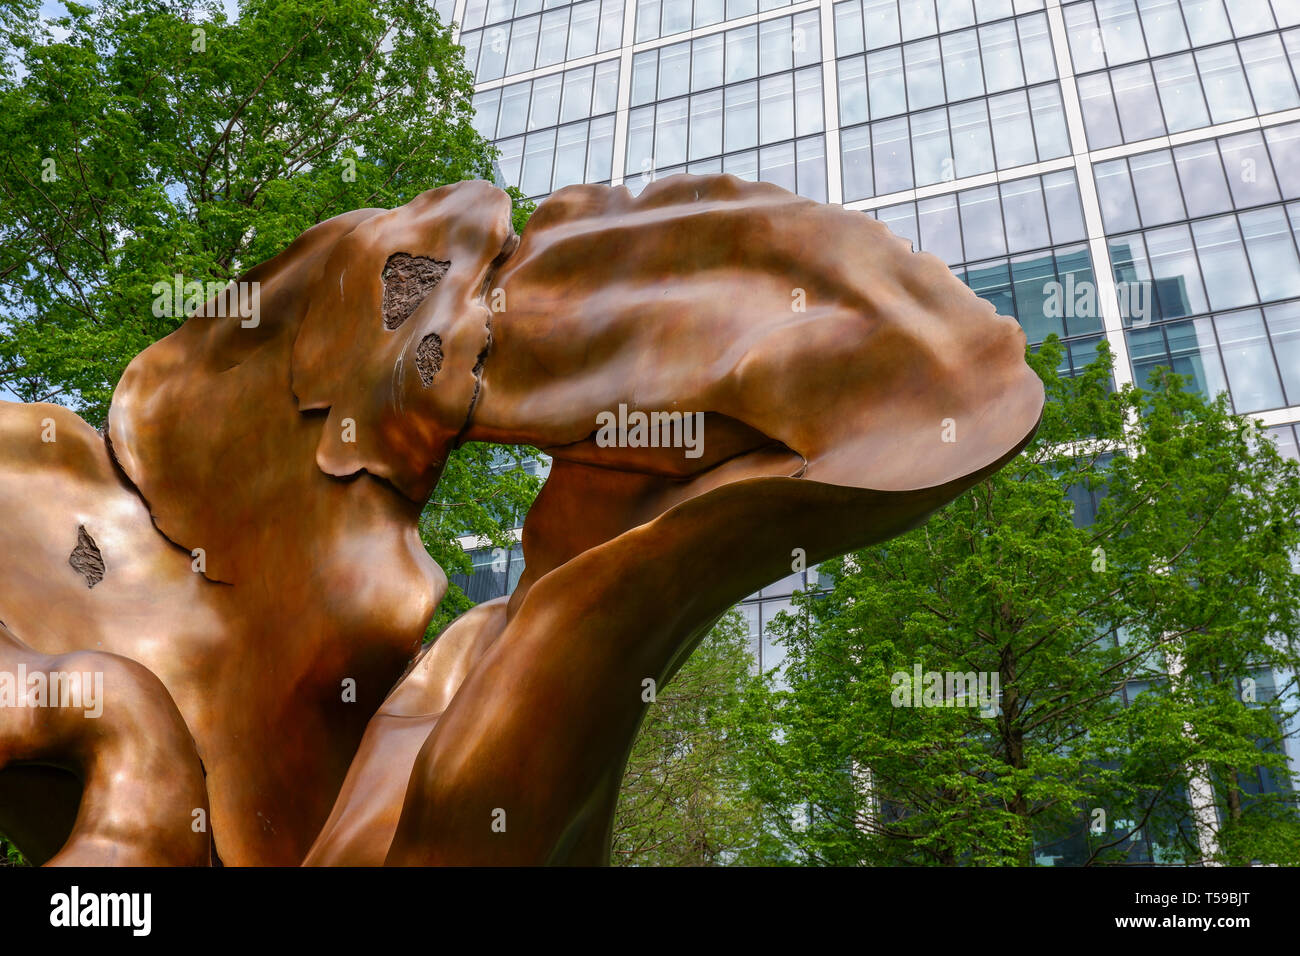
[0,175,1042,865]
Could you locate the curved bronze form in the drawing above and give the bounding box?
[0,175,1042,865]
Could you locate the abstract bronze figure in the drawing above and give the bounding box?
[0,175,1043,866]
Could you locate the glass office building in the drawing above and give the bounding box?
[441,0,1300,861]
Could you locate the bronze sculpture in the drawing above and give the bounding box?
[0,175,1043,866]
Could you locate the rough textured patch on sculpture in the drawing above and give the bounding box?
[0,174,1043,866]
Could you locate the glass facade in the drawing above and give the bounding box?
[442,0,1300,860]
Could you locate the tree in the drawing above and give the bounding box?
[611,611,765,866]
[0,0,530,419]
[738,339,1300,866]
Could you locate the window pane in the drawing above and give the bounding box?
[796,136,828,202]
[693,33,725,91]
[1240,34,1300,114]
[1264,301,1300,404]
[835,0,866,57]
[529,72,563,129]
[1173,139,1232,216]
[975,0,1013,21]
[938,0,975,32]
[1111,63,1165,141]
[1002,177,1051,252]
[1265,123,1300,199]
[1095,158,1141,232]
[506,16,540,75]
[1219,131,1280,207]
[587,114,615,181]
[841,124,874,200]
[1165,318,1229,398]
[960,185,1007,259]
[869,47,907,117]
[690,89,724,160]
[980,20,1025,93]
[1137,0,1189,57]
[561,66,595,123]
[594,59,619,112]
[1153,53,1211,132]
[1057,244,1103,335]
[1240,206,1300,301]
[839,56,869,126]
[472,89,501,139]
[599,0,624,50]
[725,81,759,152]
[1145,224,1208,318]
[874,117,914,193]
[464,0,489,30]
[1217,309,1285,412]
[659,42,691,100]
[1064,2,1106,73]
[1044,170,1087,243]
[723,149,759,181]
[905,38,946,109]
[1181,0,1232,47]
[1196,44,1255,125]
[631,51,658,106]
[626,105,656,175]
[553,121,588,190]
[661,0,691,36]
[636,0,660,42]
[695,0,725,27]
[1110,233,1153,320]
[912,108,952,186]
[795,67,825,136]
[864,0,901,49]
[1018,13,1056,83]
[538,10,570,66]
[1130,150,1185,226]
[1225,0,1276,35]
[793,10,823,67]
[1192,215,1256,310]
[900,0,939,41]
[1029,84,1071,158]
[568,0,600,59]
[760,16,795,75]
[727,25,759,83]
[942,28,985,100]
[498,83,530,139]
[1013,251,1060,341]
[919,194,963,263]
[1077,73,1122,148]
[760,73,795,143]
[989,91,1036,168]
[760,140,797,192]
[1097,0,1147,64]
[950,99,995,177]
[497,136,524,188]
[656,97,688,166]
[478,25,510,81]
[967,258,1015,316]
[878,203,919,248]
[521,128,557,196]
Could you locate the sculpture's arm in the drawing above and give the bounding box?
[0,624,211,866]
